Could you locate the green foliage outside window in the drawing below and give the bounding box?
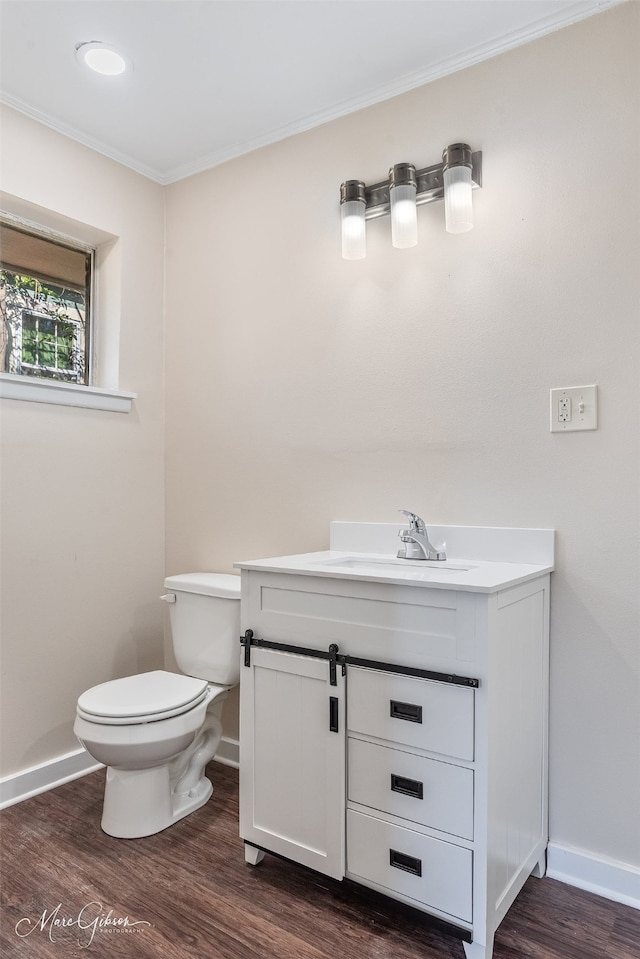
[0,269,87,382]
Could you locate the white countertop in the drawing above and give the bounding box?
[235,524,555,593]
[234,549,553,593]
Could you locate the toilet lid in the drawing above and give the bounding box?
[77,670,209,725]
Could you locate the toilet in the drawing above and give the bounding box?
[74,572,240,839]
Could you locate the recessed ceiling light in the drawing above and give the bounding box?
[75,41,130,77]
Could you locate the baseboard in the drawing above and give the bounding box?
[547,841,640,910]
[0,736,240,810]
[0,748,102,810]
[214,736,239,769]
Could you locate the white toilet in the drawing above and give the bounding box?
[74,572,240,839]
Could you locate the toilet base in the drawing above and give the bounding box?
[101,764,214,838]
[100,700,225,839]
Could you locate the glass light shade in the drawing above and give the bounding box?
[341,200,366,260]
[390,183,418,248]
[444,165,473,234]
[76,42,128,76]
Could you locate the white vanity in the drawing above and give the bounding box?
[235,522,554,959]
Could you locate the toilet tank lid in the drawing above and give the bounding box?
[163,572,240,598]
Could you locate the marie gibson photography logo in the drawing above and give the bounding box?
[15,901,152,948]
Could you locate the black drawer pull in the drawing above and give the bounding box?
[329,696,339,733]
[389,848,422,877]
[390,699,423,724]
[390,774,424,800]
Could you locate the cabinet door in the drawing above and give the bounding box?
[239,646,345,880]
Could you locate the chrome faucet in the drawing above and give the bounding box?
[397,510,446,561]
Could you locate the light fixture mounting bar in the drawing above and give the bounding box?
[363,151,482,221]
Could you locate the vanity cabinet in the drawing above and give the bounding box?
[238,558,550,959]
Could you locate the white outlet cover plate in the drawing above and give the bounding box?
[550,385,598,432]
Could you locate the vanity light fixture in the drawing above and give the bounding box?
[389,164,418,249]
[75,41,130,76]
[340,142,481,259]
[443,143,474,234]
[340,180,367,260]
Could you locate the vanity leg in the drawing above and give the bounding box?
[463,936,493,959]
[244,842,265,866]
[532,848,547,878]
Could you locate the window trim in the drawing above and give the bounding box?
[0,372,136,413]
[0,204,135,413]
[1,213,94,385]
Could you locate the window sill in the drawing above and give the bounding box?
[0,374,136,413]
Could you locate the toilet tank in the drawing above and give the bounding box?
[163,573,241,686]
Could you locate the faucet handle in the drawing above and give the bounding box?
[398,510,426,533]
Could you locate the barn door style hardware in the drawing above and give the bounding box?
[240,631,344,732]
[241,630,342,683]
[240,631,479,689]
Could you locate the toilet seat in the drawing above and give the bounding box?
[77,670,210,725]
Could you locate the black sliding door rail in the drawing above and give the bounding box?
[240,630,479,689]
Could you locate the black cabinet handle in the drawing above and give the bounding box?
[329,696,339,732]
[390,699,423,724]
[390,774,424,800]
[389,848,422,877]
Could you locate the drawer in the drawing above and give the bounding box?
[347,809,472,923]
[348,738,474,840]
[347,667,475,761]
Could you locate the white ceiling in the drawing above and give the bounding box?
[0,0,624,184]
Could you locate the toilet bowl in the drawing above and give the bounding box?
[74,573,240,839]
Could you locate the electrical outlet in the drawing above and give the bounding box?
[558,397,571,422]
[550,385,598,432]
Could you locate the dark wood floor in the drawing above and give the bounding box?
[1,762,638,959]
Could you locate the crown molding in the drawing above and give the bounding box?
[1,0,626,186]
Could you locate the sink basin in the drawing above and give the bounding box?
[316,555,474,573]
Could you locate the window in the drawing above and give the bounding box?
[0,219,93,384]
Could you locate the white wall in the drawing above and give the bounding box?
[0,0,637,900]
[0,106,166,777]
[164,1,639,878]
